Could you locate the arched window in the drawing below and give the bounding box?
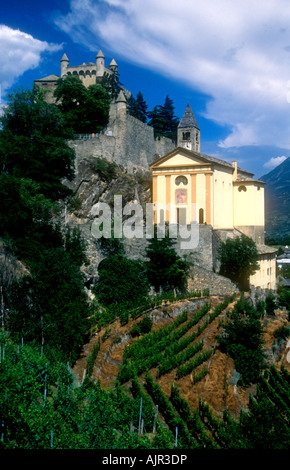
[175,175,188,186]
[183,131,190,140]
[238,185,247,192]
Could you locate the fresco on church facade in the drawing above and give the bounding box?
[176,189,187,204]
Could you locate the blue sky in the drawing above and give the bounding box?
[2,0,290,178]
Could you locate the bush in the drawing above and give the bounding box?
[273,324,290,340]
[131,316,153,337]
[265,291,277,315]
[93,253,150,310]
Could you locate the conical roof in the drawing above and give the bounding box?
[178,103,199,129]
[96,49,105,58]
[116,89,127,103]
[61,53,69,61]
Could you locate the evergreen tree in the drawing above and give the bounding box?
[128,91,148,123]
[148,95,179,141]
[146,227,190,292]
[99,69,124,101]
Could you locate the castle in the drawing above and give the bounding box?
[34,51,277,291]
[34,50,122,102]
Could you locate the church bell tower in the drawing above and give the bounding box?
[177,103,200,152]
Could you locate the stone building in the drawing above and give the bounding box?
[34,51,176,169]
[34,49,120,103]
[152,104,277,290]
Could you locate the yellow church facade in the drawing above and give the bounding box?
[151,104,277,291]
[151,148,265,237]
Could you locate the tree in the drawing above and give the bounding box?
[218,295,265,384]
[147,95,179,141]
[54,75,110,134]
[0,175,60,261]
[0,84,89,362]
[6,231,89,363]
[0,86,75,200]
[218,234,260,290]
[145,227,190,292]
[94,253,150,309]
[99,69,123,101]
[128,91,148,123]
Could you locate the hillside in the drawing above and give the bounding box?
[260,157,290,241]
[72,293,290,448]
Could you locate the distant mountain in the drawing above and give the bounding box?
[260,157,290,242]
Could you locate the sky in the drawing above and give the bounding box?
[1,0,290,178]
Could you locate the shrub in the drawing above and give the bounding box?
[273,324,290,340]
[131,316,153,337]
[265,291,277,315]
[93,253,150,310]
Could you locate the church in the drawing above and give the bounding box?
[151,104,277,290]
[34,50,277,291]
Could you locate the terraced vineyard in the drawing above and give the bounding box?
[73,293,290,448]
[117,294,290,448]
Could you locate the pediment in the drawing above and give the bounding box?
[151,148,211,169]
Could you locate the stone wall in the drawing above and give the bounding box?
[68,107,176,172]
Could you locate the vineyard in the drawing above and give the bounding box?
[0,293,289,448]
[74,292,290,448]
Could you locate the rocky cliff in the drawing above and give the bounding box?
[63,152,238,297]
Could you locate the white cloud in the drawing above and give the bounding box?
[0,25,61,95]
[263,155,287,170]
[55,0,290,149]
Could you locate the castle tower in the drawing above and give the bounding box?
[109,58,118,73]
[60,53,69,77]
[116,89,128,118]
[96,49,105,77]
[177,103,200,152]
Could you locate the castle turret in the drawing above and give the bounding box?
[96,49,105,77]
[60,53,69,77]
[177,103,200,152]
[116,89,128,117]
[109,58,118,73]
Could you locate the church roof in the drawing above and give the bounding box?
[151,147,255,177]
[178,103,199,130]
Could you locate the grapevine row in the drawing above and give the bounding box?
[124,302,211,363]
[170,384,215,448]
[198,399,234,448]
[123,310,189,361]
[158,341,204,377]
[176,349,214,379]
[157,296,234,377]
[144,373,198,448]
